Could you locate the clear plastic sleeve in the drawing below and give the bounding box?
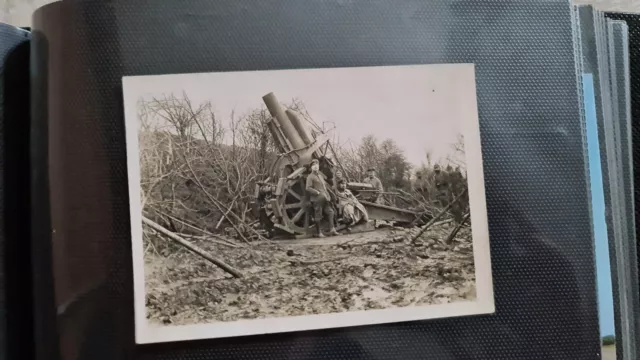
[29,1,615,359]
[578,7,640,359]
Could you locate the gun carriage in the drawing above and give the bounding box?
[254,92,428,238]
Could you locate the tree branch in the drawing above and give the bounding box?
[142,216,243,278]
[411,188,468,243]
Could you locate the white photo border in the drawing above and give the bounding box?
[122,63,494,344]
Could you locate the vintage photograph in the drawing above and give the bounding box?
[123,64,494,343]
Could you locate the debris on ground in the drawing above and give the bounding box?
[144,223,475,326]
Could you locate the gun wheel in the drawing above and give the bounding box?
[279,178,314,235]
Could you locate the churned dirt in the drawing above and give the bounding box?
[144,223,476,326]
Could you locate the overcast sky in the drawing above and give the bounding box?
[126,64,479,167]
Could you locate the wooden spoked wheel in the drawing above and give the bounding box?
[279,177,314,235]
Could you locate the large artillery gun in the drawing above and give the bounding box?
[254,92,427,238]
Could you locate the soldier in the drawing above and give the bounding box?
[450,166,469,224]
[335,179,367,226]
[332,169,345,190]
[363,168,384,204]
[413,170,427,196]
[433,164,450,208]
[450,166,465,197]
[306,159,339,238]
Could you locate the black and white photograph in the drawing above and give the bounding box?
[123,64,494,344]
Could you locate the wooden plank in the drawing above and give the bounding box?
[275,177,286,196]
[269,198,282,218]
[287,167,306,180]
[273,223,295,234]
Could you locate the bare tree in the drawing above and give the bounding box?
[138,92,274,244]
[137,92,468,254]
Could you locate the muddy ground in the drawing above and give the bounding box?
[144,223,476,326]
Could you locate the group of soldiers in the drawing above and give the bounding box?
[305,159,382,238]
[414,164,468,224]
[304,158,468,238]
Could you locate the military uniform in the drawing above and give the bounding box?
[306,162,337,237]
[433,169,450,208]
[364,175,384,204]
[449,168,468,224]
[413,174,428,197]
[336,187,368,225]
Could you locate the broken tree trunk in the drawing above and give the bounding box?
[411,188,468,243]
[142,216,243,278]
[444,212,471,244]
[155,209,232,239]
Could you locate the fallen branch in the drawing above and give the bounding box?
[145,210,244,249]
[288,255,349,266]
[155,209,238,246]
[444,212,471,244]
[216,199,270,242]
[411,188,468,243]
[397,189,435,210]
[215,193,241,229]
[430,218,453,227]
[183,158,253,244]
[142,216,243,278]
[142,230,161,257]
[183,156,269,243]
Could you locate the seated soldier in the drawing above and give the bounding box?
[332,169,345,190]
[335,179,368,226]
[363,168,384,204]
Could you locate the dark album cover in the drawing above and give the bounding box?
[29,0,601,358]
[0,23,32,360]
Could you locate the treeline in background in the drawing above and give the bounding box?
[137,93,468,248]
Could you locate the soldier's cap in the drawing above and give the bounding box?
[338,179,347,184]
[310,159,319,166]
[367,168,376,172]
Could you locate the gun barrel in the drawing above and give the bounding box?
[285,109,313,146]
[266,119,289,153]
[262,92,305,150]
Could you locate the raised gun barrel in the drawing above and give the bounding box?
[285,109,313,146]
[255,92,428,237]
[262,92,306,151]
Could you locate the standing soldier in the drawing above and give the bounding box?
[450,166,465,197]
[364,168,384,204]
[449,166,468,224]
[413,171,428,197]
[306,159,339,238]
[433,164,450,208]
